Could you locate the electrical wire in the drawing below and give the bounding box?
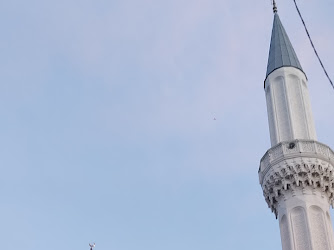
[293,0,334,90]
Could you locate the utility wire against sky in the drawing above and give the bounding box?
[292,0,334,90]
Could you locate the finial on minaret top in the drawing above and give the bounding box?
[273,0,278,13]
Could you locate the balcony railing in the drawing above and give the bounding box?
[259,140,334,183]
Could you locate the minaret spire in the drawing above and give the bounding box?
[272,0,277,13]
[266,13,304,83]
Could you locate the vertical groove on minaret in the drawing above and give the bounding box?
[297,77,311,139]
[301,82,317,140]
[326,212,334,248]
[273,76,293,142]
[309,206,330,250]
[283,75,295,140]
[280,215,292,250]
[266,84,278,145]
[286,74,307,139]
[291,207,311,250]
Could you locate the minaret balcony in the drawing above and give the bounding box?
[259,140,334,184]
[259,140,334,215]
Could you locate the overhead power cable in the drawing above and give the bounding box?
[293,0,334,90]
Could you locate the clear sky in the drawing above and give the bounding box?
[1,1,334,250]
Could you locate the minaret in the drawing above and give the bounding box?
[259,4,334,250]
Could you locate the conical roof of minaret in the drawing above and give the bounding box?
[266,13,304,78]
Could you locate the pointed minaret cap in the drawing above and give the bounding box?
[266,13,305,79]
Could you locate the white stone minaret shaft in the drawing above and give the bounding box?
[265,67,317,147]
[259,12,334,250]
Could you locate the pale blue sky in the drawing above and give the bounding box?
[1,1,334,250]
